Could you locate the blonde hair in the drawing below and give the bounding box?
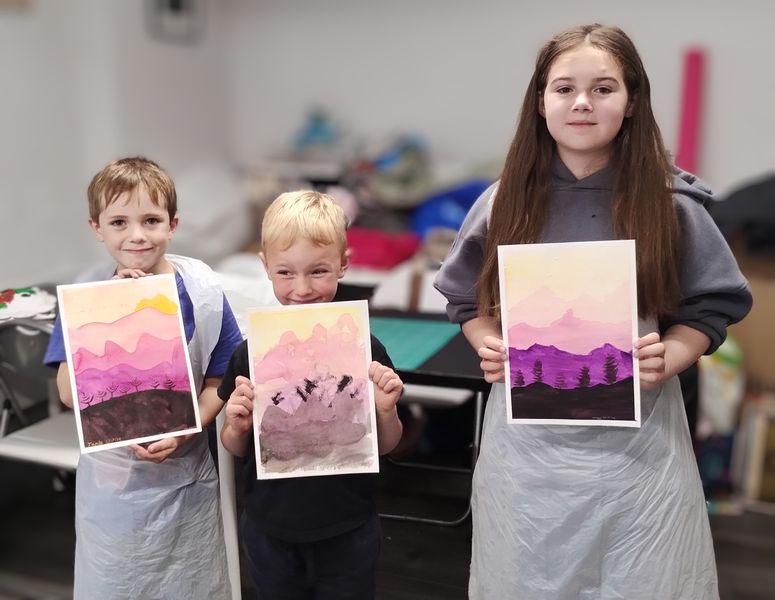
[87,156,177,221]
[261,190,347,252]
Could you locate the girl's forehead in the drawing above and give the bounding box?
[548,44,623,80]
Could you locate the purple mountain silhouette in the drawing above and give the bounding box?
[508,342,633,389]
[73,343,191,410]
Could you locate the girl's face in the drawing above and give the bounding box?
[539,43,632,176]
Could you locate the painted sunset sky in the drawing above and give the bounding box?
[498,241,639,387]
[60,275,191,411]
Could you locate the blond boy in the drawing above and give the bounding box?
[218,190,403,600]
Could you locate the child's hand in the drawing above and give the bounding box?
[478,335,507,383]
[113,268,149,280]
[130,434,189,463]
[225,375,254,435]
[634,332,666,391]
[369,361,403,414]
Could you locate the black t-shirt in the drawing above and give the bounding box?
[218,335,394,543]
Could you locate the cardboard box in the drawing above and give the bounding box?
[728,244,775,390]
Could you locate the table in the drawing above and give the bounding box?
[370,311,490,526]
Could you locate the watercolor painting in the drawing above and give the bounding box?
[498,240,640,426]
[247,300,379,479]
[57,274,200,452]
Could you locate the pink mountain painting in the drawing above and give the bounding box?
[62,286,198,449]
[249,306,378,478]
[499,241,639,425]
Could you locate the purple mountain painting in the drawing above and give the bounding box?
[59,278,199,450]
[498,241,639,425]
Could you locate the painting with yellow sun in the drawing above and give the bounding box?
[57,274,201,453]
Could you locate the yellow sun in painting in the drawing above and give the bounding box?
[134,294,177,314]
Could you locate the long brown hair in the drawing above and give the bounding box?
[478,24,680,320]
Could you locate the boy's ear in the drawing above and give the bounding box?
[339,248,352,278]
[168,214,179,235]
[258,251,270,278]
[88,218,104,242]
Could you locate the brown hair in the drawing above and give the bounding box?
[478,24,680,320]
[87,157,177,221]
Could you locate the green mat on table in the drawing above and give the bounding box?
[369,317,460,370]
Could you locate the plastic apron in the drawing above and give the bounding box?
[73,255,231,600]
[469,318,719,600]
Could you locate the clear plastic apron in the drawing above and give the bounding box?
[469,321,718,600]
[73,255,231,600]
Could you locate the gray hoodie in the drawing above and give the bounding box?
[433,156,752,353]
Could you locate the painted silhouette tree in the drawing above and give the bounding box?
[554,373,566,389]
[95,390,107,404]
[163,376,176,391]
[118,384,130,395]
[150,378,161,390]
[577,365,591,388]
[603,354,619,385]
[106,382,119,399]
[79,391,95,407]
[532,360,543,383]
[130,376,142,393]
[513,369,525,387]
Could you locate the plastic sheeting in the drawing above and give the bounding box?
[72,255,231,600]
[469,368,718,599]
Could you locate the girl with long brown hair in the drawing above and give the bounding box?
[434,24,751,599]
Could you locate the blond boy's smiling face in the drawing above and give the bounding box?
[260,239,349,305]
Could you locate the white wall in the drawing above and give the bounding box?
[3,0,773,288]
[0,0,230,288]
[224,0,775,195]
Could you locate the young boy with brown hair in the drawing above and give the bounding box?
[219,190,404,599]
[44,156,241,599]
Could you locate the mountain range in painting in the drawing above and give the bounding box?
[508,307,631,355]
[70,305,190,410]
[509,342,632,389]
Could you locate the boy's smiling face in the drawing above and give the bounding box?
[260,239,348,305]
[89,186,177,274]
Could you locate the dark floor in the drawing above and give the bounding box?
[1,424,775,599]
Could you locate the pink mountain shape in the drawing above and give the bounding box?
[68,307,182,356]
[572,282,631,323]
[72,333,185,375]
[507,282,632,328]
[254,313,367,385]
[507,286,573,328]
[508,308,632,355]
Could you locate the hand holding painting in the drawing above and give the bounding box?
[369,360,404,454]
[475,335,507,383]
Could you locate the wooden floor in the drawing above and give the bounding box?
[1,443,774,599]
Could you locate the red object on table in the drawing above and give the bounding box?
[346,227,421,269]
